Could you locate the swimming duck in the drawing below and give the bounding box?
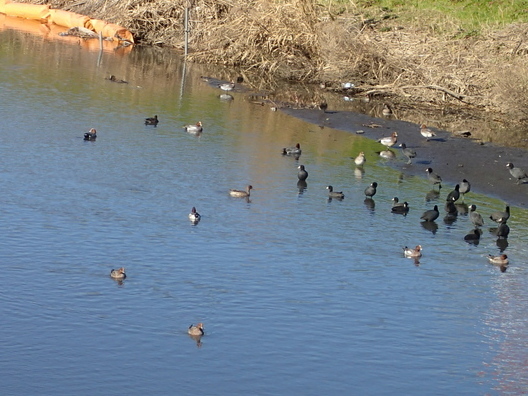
[188,207,201,223]
[354,152,366,166]
[490,205,510,223]
[218,81,235,91]
[326,185,344,199]
[282,143,302,156]
[106,75,128,83]
[364,182,378,198]
[468,204,484,227]
[110,267,126,280]
[392,201,409,214]
[188,323,204,336]
[446,184,460,202]
[183,121,203,134]
[488,254,508,266]
[399,143,416,164]
[229,185,252,198]
[420,205,439,222]
[506,162,528,184]
[145,115,159,126]
[403,245,422,258]
[297,165,308,181]
[392,197,404,207]
[426,168,442,189]
[382,103,393,116]
[420,124,436,141]
[377,132,398,148]
[84,128,97,141]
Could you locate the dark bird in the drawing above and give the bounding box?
[426,168,442,189]
[444,200,458,216]
[106,75,128,83]
[496,220,510,239]
[319,101,328,113]
[326,185,344,199]
[469,204,484,227]
[459,179,471,201]
[464,228,482,243]
[506,162,528,184]
[145,115,159,126]
[399,143,416,165]
[420,205,439,222]
[297,165,308,181]
[446,184,460,202]
[364,182,378,198]
[490,205,510,223]
[84,128,97,141]
[392,201,409,215]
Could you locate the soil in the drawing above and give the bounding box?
[281,107,528,209]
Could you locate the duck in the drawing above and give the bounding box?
[229,185,253,198]
[354,152,366,166]
[377,132,398,148]
[506,162,528,184]
[297,165,308,181]
[399,143,416,164]
[282,143,302,156]
[490,205,510,223]
[188,207,201,223]
[469,204,484,227]
[446,184,460,202]
[218,81,235,91]
[326,185,344,199]
[420,124,436,141]
[145,115,159,126]
[420,205,439,222]
[84,128,97,141]
[488,254,509,266]
[188,323,204,336]
[110,267,126,280]
[392,201,409,214]
[377,150,396,159]
[459,179,470,201]
[382,103,392,116]
[183,121,203,134]
[364,182,378,198]
[106,75,128,83]
[403,245,422,258]
[426,168,442,189]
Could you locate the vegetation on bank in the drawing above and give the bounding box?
[20,0,528,122]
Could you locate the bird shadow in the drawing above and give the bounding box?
[421,221,438,234]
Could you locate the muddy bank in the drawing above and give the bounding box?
[282,107,528,209]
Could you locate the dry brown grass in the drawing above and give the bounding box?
[18,0,528,126]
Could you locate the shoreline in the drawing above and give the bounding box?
[282,108,528,209]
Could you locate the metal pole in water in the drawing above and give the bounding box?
[184,6,189,56]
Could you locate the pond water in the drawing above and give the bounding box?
[1,23,528,396]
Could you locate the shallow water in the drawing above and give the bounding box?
[1,26,528,396]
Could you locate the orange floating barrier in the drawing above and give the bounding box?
[49,9,91,30]
[1,1,134,44]
[3,2,50,21]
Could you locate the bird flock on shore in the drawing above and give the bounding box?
[91,79,528,339]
